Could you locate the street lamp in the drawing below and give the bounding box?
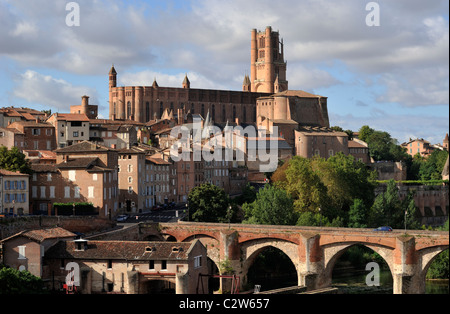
[227,205,232,230]
[404,210,408,233]
[319,207,322,228]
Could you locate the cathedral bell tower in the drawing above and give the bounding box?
[250,26,288,93]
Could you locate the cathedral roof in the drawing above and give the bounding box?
[109,65,117,75]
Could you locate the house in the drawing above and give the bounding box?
[0,227,76,277]
[43,239,209,294]
[0,169,30,216]
[7,120,56,151]
[47,113,90,148]
[0,127,25,151]
[0,107,47,126]
[294,126,349,159]
[29,141,119,218]
[401,138,435,158]
[348,139,371,164]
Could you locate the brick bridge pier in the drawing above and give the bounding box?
[137,222,448,294]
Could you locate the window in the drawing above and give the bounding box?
[18,246,26,260]
[194,256,202,269]
[50,186,55,199]
[107,260,113,269]
[69,170,76,182]
[88,187,94,198]
[73,131,79,137]
[47,173,52,182]
[74,186,80,198]
[32,128,40,136]
[149,260,155,270]
[161,260,167,270]
[64,186,70,198]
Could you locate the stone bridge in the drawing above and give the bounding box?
[142,222,448,294]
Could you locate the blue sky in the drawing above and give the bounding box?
[0,0,448,144]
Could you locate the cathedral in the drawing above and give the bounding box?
[108,26,330,137]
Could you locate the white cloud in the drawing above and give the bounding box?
[12,70,98,111]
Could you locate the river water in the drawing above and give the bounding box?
[332,269,449,294]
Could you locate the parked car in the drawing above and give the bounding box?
[116,214,129,222]
[152,205,162,211]
[373,226,393,232]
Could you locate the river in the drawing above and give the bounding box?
[332,269,449,294]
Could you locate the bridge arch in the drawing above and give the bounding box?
[240,238,300,287]
[419,245,449,277]
[320,242,395,288]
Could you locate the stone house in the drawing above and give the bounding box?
[0,227,76,277]
[0,169,30,216]
[294,126,349,159]
[7,120,56,152]
[47,113,90,148]
[29,141,119,218]
[0,127,25,151]
[43,239,209,294]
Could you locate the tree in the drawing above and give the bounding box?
[0,266,46,294]
[369,180,420,229]
[273,156,327,213]
[243,184,297,226]
[272,154,376,225]
[0,146,33,174]
[187,183,231,223]
[348,199,368,228]
[358,126,408,162]
[358,125,375,143]
[426,220,449,279]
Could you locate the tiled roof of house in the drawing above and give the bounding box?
[0,169,29,176]
[0,227,76,244]
[45,240,196,261]
[55,141,116,153]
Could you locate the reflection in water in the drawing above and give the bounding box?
[332,269,449,294]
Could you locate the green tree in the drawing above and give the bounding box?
[243,184,297,226]
[426,220,449,279]
[358,126,408,162]
[0,266,46,294]
[187,183,232,223]
[369,180,420,229]
[272,154,376,225]
[0,146,33,174]
[358,125,375,143]
[348,199,368,228]
[273,156,327,213]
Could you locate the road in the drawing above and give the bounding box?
[117,208,187,224]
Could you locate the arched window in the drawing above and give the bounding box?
[113,102,116,116]
[243,106,247,122]
[201,104,205,118]
[211,104,215,122]
[160,102,164,118]
[127,101,132,118]
[222,105,226,121]
[146,102,150,121]
[191,103,195,114]
[233,106,236,121]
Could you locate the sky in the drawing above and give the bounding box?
[0,0,448,145]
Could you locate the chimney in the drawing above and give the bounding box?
[81,96,89,108]
[74,239,88,251]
